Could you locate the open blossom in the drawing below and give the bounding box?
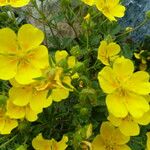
[98,57,150,118]
[0,0,30,7]
[92,122,130,150]
[32,133,68,150]
[0,108,18,134]
[0,24,49,84]
[95,0,126,21]
[108,111,150,136]
[97,40,121,65]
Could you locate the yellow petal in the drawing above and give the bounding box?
[82,0,95,6]
[98,41,108,65]
[0,28,17,54]
[0,1,7,6]
[1,118,18,134]
[30,91,48,113]
[15,61,42,84]
[92,135,105,150]
[27,45,49,69]
[51,88,69,102]
[18,24,44,51]
[111,5,126,17]
[127,71,150,95]
[116,145,131,150]
[9,87,32,106]
[0,55,17,80]
[101,122,130,145]
[113,57,134,82]
[98,67,119,94]
[147,132,150,150]
[10,0,30,7]
[135,110,150,125]
[119,118,139,136]
[0,117,5,131]
[6,101,25,119]
[44,95,53,108]
[32,133,51,150]
[67,56,76,68]
[57,136,68,150]
[55,50,68,63]
[125,92,149,118]
[107,42,121,57]
[108,114,122,126]
[106,92,128,118]
[25,106,38,122]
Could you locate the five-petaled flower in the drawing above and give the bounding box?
[96,0,126,21]
[98,57,150,118]
[32,133,68,150]
[92,121,131,150]
[0,24,49,84]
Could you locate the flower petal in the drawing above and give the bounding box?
[0,28,17,54]
[135,110,150,125]
[55,50,68,63]
[10,0,30,7]
[28,45,49,69]
[127,71,150,95]
[1,118,18,134]
[6,101,25,119]
[107,42,121,57]
[116,145,131,150]
[9,87,32,106]
[92,135,105,150]
[111,5,126,17]
[125,92,149,118]
[0,55,17,80]
[119,119,139,136]
[30,91,47,113]
[51,88,69,102]
[18,24,44,51]
[32,133,51,150]
[106,92,128,118]
[15,61,42,84]
[57,136,68,150]
[98,66,119,94]
[98,41,108,65]
[25,106,38,122]
[113,57,134,82]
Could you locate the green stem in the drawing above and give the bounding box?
[0,135,17,148]
[116,19,148,38]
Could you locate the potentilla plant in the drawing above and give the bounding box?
[0,0,150,150]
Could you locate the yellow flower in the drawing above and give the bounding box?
[147,132,150,150]
[0,24,49,84]
[82,0,95,6]
[8,85,51,113]
[49,67,74,102]
[32,133,68,150]
[97,40,121,65]
[55,50,68,64]
[95,0,126,21]
[6,100,39,122]
[98,57,150,118]
[108,111,150,136]
[0,109,18,134]
[0,0,30,7]
[92,121,130,150]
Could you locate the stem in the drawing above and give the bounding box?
[0,135,17,148]
[116,19,148,38]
